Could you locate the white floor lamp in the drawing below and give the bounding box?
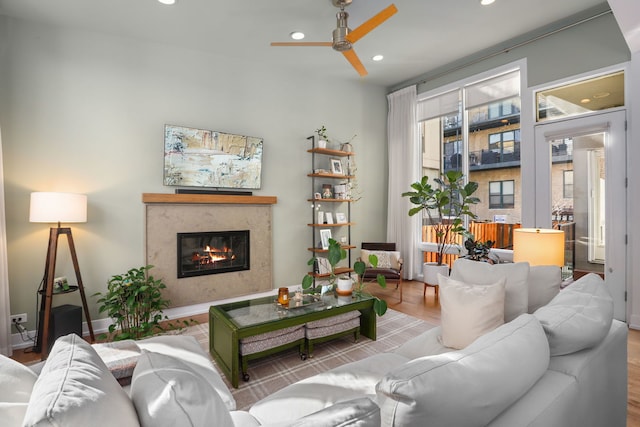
[30,192,95,359]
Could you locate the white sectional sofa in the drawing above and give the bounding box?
[0,260,628,427]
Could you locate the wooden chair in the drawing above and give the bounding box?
[360,242,404,301]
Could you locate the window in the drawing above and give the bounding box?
[489,180,515,209]
[563,170,574,199]
[488,129,520,155]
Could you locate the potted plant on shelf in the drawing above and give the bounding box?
[316,125,329,149]
[302,238,387,316]
[94,265,190,341]
[402,170,480,284]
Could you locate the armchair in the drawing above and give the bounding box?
[359,242,404,301]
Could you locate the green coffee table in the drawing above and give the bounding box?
[209,291,377,388]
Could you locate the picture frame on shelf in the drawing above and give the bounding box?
[317,211,324,225]
[335,212,347,224]
[320,229,332,250]
[322,184,333,199]
[330,158,343,175]
[317,257,331,275]
[314,192,322,200]
[325,212,334,224]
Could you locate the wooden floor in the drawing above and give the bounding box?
[10,280,640,426]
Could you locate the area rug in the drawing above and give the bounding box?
[180,309,436,410]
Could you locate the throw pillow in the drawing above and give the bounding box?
[451,258,530,322]
[0,354,38,403]
[0,354,38,426]
[528,265,562,313]
[360,249,401,270]
[438,274,506,349]
[534,273,613,356]
[130,351,234,427]
[22,334,139,427]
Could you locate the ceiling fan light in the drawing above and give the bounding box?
[290,31,305,40]
[372,54,384,61]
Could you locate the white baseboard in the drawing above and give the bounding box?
[629,314,640,330]
[11,288,282,351]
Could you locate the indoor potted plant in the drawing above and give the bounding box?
[316,125,329,149]
[94,265,175,340]
[402,170,480,283]
[302,238,387,316]
[462,236,499,264]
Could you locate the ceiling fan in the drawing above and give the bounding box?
[271,0,398,77]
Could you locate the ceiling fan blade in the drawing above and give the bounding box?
[271,42,332,47]
[346,3,397,44]
[342,49,367,77]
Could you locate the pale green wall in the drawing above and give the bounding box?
[0,17,389,330]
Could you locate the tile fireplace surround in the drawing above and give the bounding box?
[143,193,277,307]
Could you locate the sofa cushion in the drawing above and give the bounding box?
[0,354,38,427]
[528,265,562,313]
[438,274,505,349]
[136,334,236,411]
[288,397,381,427]
[392,326,451,359]
[451,258,530,322]
[376,314,549,427]
[534,273,613,356]
[249,352,410,424]
[360,249,401,270]
[22,334,139,427]
[130,351,233,427]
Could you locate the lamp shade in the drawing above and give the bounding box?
[29,192,87,223]
[513,228,564,267]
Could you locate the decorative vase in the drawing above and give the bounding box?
[340,142,352,152]
[317,140,327,149]
[336,277,353,296]
[423,262,449,286]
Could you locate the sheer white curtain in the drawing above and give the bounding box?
[386,86,421,279]
[0,128,11,356]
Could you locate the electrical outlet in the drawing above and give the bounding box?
[10,313,27,324]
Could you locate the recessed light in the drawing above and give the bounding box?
[480,0,495,5]
[290,31,305,40]
[372,54,384,61]
[158,0,176,4]
[580,98,591,104]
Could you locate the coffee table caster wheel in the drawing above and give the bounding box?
[300,353,307,361]
[243,373,250,382]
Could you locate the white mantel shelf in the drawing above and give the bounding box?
[142,193,277,205]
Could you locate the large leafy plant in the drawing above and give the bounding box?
[402,170,480,265]
[302,238,387,316]
[94,265,171,341]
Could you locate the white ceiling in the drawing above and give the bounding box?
[0,0,626,88]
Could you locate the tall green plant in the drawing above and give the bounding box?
[94,265,171,341]
[402,170,480,265]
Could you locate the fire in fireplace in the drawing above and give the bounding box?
[177,230,250,278]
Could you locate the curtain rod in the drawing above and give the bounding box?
[404,8,613,90]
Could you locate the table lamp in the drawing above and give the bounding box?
[513,228,565,267]
[30,192,94,358]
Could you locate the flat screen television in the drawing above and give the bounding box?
[163,124,263,190]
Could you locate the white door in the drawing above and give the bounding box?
[534,110,626,321]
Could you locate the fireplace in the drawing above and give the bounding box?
[177,230,250,278]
